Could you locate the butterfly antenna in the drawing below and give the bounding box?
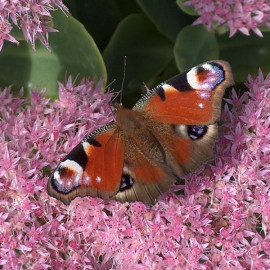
[104,78,116,92]
[110,56,127,106]
[104,78,119,106]
[119,55,127,106]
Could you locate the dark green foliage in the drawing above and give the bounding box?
[1,0,269,104]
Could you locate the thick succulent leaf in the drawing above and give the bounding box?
[176,0,197,16]
[174,25,219,71]
[103,14,173,106]
[137,0,193,41]
[219,32,270,82]
[0,10,106,99]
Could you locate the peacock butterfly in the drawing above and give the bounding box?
[47,60,234,205]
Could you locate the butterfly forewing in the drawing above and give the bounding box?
[48,124,124,205]
[134,60,234,125]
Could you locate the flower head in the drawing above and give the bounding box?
[0,0,68,51]
[0,71,270,268]
[184,0,270,37]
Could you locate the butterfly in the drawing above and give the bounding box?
[47,60,234,205]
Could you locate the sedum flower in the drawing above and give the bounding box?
[0,71,270,268]
[184,0,270,37]
[0,0,68,51]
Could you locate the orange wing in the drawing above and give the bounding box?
[48,61,234,205]
[119,61,234,203]
[47,124,124,205]
[134,60,234,125]
[114,151,177,204]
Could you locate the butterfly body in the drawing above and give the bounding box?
[48,60,234,205]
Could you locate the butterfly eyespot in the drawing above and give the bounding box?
[119,174,135,191]
[53,171,62,183]
[187,125,208,140]
[173,124,208,140]
[51,160,83,194]
[187,62,225,91]
[96,176,102,182]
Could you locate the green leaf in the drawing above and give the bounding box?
[174,25,219,71]
[64,0,142,51]
[137,0,193,41]
[0,10,106,99]
[10,26,25,41]
[218,32,270,82]
[0,42,31,91]
[260,26,270,33]
[64,0,123,51]
[147,59,179,88]
[176,0,197,16]
[103,13,173,107]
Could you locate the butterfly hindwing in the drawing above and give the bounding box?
[113,109,177,203]
[168,123,218,174]
[114,152,177,204]
[47,124,124,205]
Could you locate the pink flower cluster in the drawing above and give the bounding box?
[0,71,270,269]
[184,0,270,37]
[0,78,114,269]
[0,0,68,51]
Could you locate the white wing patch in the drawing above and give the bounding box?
[53,159,83,193]
[187,63,224,91]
